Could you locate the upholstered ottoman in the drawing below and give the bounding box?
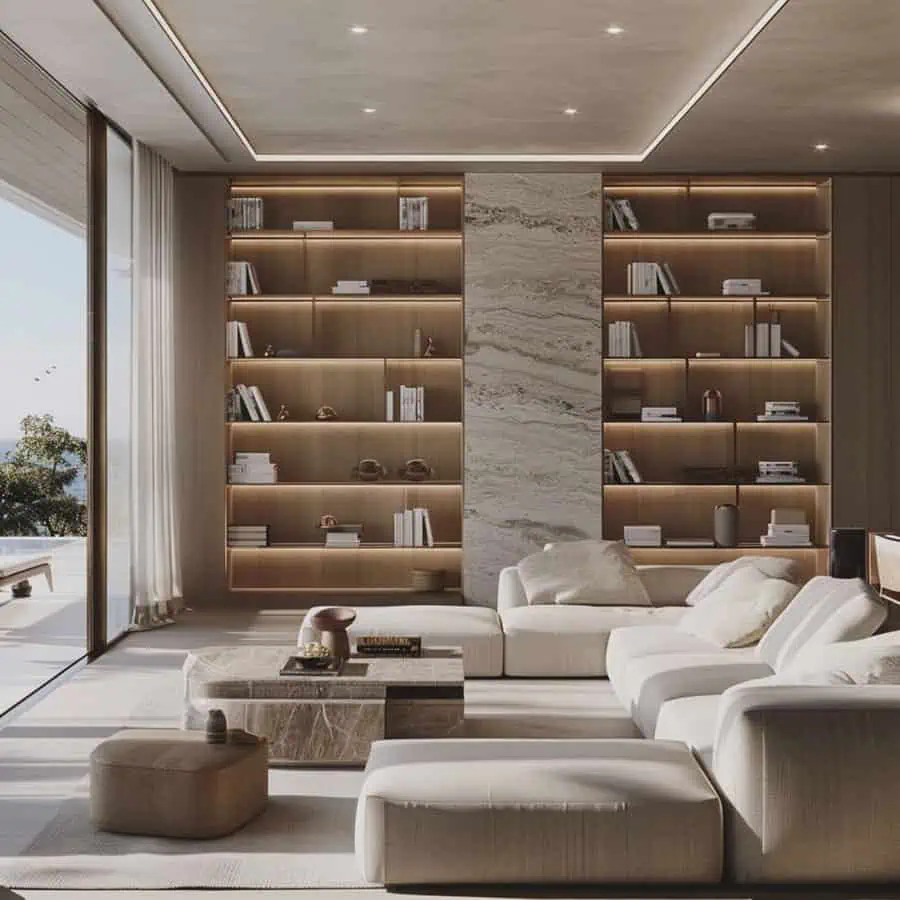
[299,604,504,677]
[356,738,722,885]
[90,729,268,838]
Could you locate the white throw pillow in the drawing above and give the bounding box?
[678,567,799,648]
[684,556,801,606]
[517,540,651,607]
[782,631,900,685]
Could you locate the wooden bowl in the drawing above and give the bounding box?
[310,606,357,632]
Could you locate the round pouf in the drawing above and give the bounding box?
[90,729,268,839]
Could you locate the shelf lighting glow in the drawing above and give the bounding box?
[140,0,790,163]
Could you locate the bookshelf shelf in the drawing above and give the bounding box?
[602,175,832,572]
[225,175,465,599]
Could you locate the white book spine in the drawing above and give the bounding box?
[755,322,770,357]
[249,385,271,421]
[385,390,394,422]
[769,321,782,357]
[235,383,260,421]
[744,324,755,357]
[416,385,424,422]
[402,509,413,547]
[422,508,435,547]
[393,512,403,547]
[237,321,254,358]
[413,508,425,547]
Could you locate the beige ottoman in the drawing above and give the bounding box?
[90,729,268,839]
[356,738,722,885]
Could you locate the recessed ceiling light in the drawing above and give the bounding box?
[350,25,369,34]
[563,107,578,116]
[606,25,625,35]
[363,107,377,114]
[814,142,829,152]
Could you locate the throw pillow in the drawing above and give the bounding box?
[684,555,801,606]
[782,631,900,685]
[678,567,799,648]
[516,539,651,607]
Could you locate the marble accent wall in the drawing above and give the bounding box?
[464,174,605,606]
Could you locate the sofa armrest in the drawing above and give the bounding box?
[497,566,528,612]
[712,682,900,883]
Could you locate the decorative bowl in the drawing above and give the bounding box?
[310,606,357,631]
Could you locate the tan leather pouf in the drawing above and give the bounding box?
[90,729,268,839]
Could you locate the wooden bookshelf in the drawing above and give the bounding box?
[225,176,465,599]
[602,175,832,575]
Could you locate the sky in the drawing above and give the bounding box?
[0,195,87,441]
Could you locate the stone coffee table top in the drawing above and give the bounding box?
[184,645,464,702]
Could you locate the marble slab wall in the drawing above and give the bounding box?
[464,174,605,606]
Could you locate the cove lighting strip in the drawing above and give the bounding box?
[141,0,789,163]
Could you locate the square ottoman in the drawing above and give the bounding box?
[90,729,268,838]
[356,738,722,885]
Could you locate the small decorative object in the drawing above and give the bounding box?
[297,641,334,670]
[205,708,227,744]
[263,344,275,358]
[702,388,723,421]
[276,404,291,421]
[398,457,434,482]
[319,513,339,529]
[413,327,423,357]
[353,458,387,481]
[714,503,739,548]
[410,568,446,592]
[423,336,436,358]
[310,606,357,662]
[315,405,338,421]
[275,348,303,358]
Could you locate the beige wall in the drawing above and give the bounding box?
[174,174,227,606]
[832,176,900,533]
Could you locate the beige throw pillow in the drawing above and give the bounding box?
[678,567,799,648]
[517,540,651,607]
[782,631,900,685]
[684,555,801,606]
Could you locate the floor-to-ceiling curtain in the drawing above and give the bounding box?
[131,143,181,628]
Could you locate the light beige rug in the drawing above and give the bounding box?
[1,769,369,890]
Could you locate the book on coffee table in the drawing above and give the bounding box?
[355,635,422,657]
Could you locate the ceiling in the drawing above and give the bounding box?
[0,0,898,171]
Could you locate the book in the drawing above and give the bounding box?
[413,508,425,547]
[755,321,770,357]
[385,390,394,422]
[228,197,264,231]
[235,452,270,462]
[661,262,680,295]
[416,385,424,422]
[402,509,414,547]
[665,538,715,548]
[237,322,254,357]
[655,262,672,295]
[781,338,801,358]
[756,415,809,422]
[422,508,435,547]
[744,324,755,357]
[393,512,403,547]
[616,198,640,230]
[292,221,334,231]
[605,197,626,231]
[610,451,630,483]
[769,317,782,358]
[618,450,642,483]
[249,386,271,421]
[226,321,237,358]
[400,197,429,231]
[235,384,260,421]
[630,322,643,358]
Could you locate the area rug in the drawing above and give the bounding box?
[0,769,371,889]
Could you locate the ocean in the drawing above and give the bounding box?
[0,440,87,503]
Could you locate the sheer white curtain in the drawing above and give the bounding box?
[130,143,182,628]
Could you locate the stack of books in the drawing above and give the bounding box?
[231,384,272,421]
[624,525,662,547]
[761,508,811,547]
[226,321,254,358]
[393,508,435,547]
[626,261,680,296]
[292,220,333,231]
[641,406,682,422]
[399,197,429,230]
[227,261,262,296]
[665,537,716,548]
[324,524,363,548]
[605,197,640,231]
[607,321,642,357]
[331,280,370,295]
[743,314,801,358]
[756,461,806,484]
[386,386,424,422]
[228,452,277,484]
[756,401,807,422]
[227,524,269,547]
[603,449,642,483]
[228,197,263,231]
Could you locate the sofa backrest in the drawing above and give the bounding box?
[637,565,711,607]
[756,576,886,671]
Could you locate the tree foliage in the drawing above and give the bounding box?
[0,415,87,537]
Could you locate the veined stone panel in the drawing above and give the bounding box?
[464,174,604,607]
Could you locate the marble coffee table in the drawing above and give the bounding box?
[183,645,465,765]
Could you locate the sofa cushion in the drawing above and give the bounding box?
[756,577,886,672]
[501,605,685,677]
[654,694,721,767]
[685,556,800,607]
[357,738,723,885]
[606,624,716,698]
[299,604,503,677]
[782,630,900,685]
[677,571,799,649]
[517,540,650,607]
[614,650,773,737]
